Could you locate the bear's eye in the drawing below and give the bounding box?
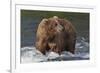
[55,23,57,26]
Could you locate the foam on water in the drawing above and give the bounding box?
[21,37,89,63]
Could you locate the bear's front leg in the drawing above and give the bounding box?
[36,39,48,55]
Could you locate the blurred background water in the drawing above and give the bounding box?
[21,10,89,63]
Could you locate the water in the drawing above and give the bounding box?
[21,36,89,63]
[21,10,89,63]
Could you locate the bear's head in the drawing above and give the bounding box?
[43,16,64,37]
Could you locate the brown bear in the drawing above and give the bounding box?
[35,16,76,55]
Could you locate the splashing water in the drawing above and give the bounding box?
[21,37,89,63]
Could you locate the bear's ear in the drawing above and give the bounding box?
[39,18,48,26]
[53,16,58,19]
[42,18,48,23]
